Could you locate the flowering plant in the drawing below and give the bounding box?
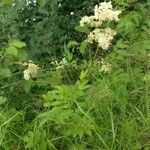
[79,1,121,50]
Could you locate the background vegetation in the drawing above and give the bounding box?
[0,0,150,149]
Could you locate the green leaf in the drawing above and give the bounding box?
[1,0,14,5]
[79,69,89,80]
[142,40,150,49]
[38,0,46,7]
[0,51,2,57]
[79,41,87,54]
[67,116,94,138]
[0,67,11,77]
[75,25,90,33]
[131,40,150,53]
[17,50,28,61]
[9,39,26,49]
[67,41,78,49]
[37,107,72,127]
[6,46,18,56]
[143,72,150,81]
[23,131,34,148]
[69,144,85,150]
[115,40,128,49]
[0,96,6,105]
[64,45,73,61]
[23,80,35,92]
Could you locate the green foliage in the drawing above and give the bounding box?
[75,25,90,33]
[0,0,150,149]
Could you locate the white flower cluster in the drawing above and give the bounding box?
[87,28,117,50]
[51,58,68,70]
[94,2,121,22]
[79,1,121,50]
[80,16,100,27]
[23,61,39,80]
[99,59,112,73]
[80,1,121,27]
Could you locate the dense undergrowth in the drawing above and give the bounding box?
[0,0,150,149]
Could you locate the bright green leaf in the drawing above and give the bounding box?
[80,41,87,54]
[143,72,150,81]
[0,96,6,105]
[75,25,90,33]
[1,0,14,5]
[67,41,78,49]
[9,39,26,49]
[6,46,18,56]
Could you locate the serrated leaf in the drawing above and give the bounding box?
[79,69,89,80]
[75,25,90,33]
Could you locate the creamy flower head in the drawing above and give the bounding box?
[23,70,30,80]
[99,1,112,9]
[80,16,97,27]
[100,59,112,72]
[80,1,121,27]
[23,61,39,80]
[87,28,117,50]
[94,2,121,21]
[51,58,68,70]
[79,1,121,50]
